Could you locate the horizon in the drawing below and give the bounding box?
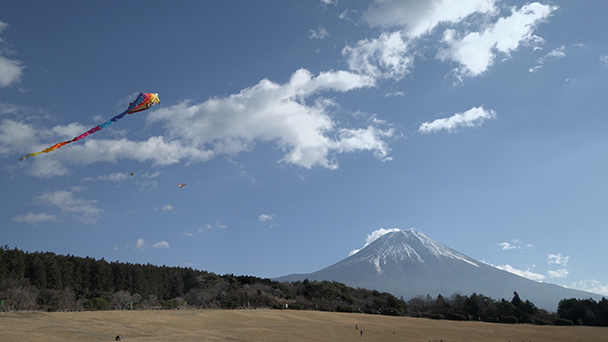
[1,1,607,297]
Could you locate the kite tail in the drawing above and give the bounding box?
[18,92,159,161]
[18,110,129,161]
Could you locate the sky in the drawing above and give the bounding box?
[1,0,607,298]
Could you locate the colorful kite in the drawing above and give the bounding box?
[178,183,186,188]
[18,92,160,161]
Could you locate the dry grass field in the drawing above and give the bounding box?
[1,309,606,342]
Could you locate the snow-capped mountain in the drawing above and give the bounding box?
[275,229,603,311]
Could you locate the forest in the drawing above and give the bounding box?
[1,246,606,327]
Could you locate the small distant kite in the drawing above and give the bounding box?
[130,172,135,177]
[178,183,186,188]
[18,92,160,161]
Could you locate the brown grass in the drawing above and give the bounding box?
[1,309,606,341]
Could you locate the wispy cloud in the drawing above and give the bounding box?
[319,0,337,6]
[12,212,59,224]
[83,172,131,182]
[180,223,227,237]
[258,214,275,222]
[498,242,519,250]
[570,279,608,296]
[29,188,103,224]
[133,239,170,251]
[152,241,170,249]
[548,269,569,278]
[309,26,329,39]
[349,227,401,256]
[418,106,496,134]
[258,214,278,228]
[495,264,545,282]
[529,45,565,72]
[548,253,569,266]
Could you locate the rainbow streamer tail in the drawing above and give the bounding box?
[18,93,159,161]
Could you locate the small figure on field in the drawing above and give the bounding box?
[115,335,121,341]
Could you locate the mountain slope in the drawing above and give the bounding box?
[275,229,603,311]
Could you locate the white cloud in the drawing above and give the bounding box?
[418,106,496,133]
[547,253,569,266]
[529,45,565,72]
[538,45,566,63]
[349,227,401,256]
[343,31,414,80]
[258,214,278,228]
[320,0,337,6]
[134,239,169,251]
[547,268,569,278]
[0,119,39,156]
[495,264,545,282]
[148,68,392,170]
[570,279,608,296]
[258,214,275,222]
[384,91,404,97]
[363,0,498,38]
[152,241,170,249]
[134,239,147,251]
[198,224,212,233]
[33,189,103,224]
[83,172,131,182]
[0,20,25,88]
[12,212,59,224]
[600,54,608,65]
[438,3,557,79]
[497,242,518,250]
[162,204,174,212]
[309,26,329,39]
[0,56,25,87]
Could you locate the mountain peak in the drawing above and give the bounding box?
[351,229,478,274]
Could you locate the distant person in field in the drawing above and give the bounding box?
[115,336,121,341]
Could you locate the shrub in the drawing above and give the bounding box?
[83,298,110,311]
[381,308,401,316]
[220,299,239,309]
[447,312,466,321]
[335,305,353,313]
[430,314,445,320]
[554,318,574,326]
[289,303,304,310]
[161,299,180,310]
[501,316,519,324]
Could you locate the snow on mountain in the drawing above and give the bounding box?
[350,229,479,273]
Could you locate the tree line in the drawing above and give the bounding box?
[1,246,606,326]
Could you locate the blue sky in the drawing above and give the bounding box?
[1,0,607,297]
